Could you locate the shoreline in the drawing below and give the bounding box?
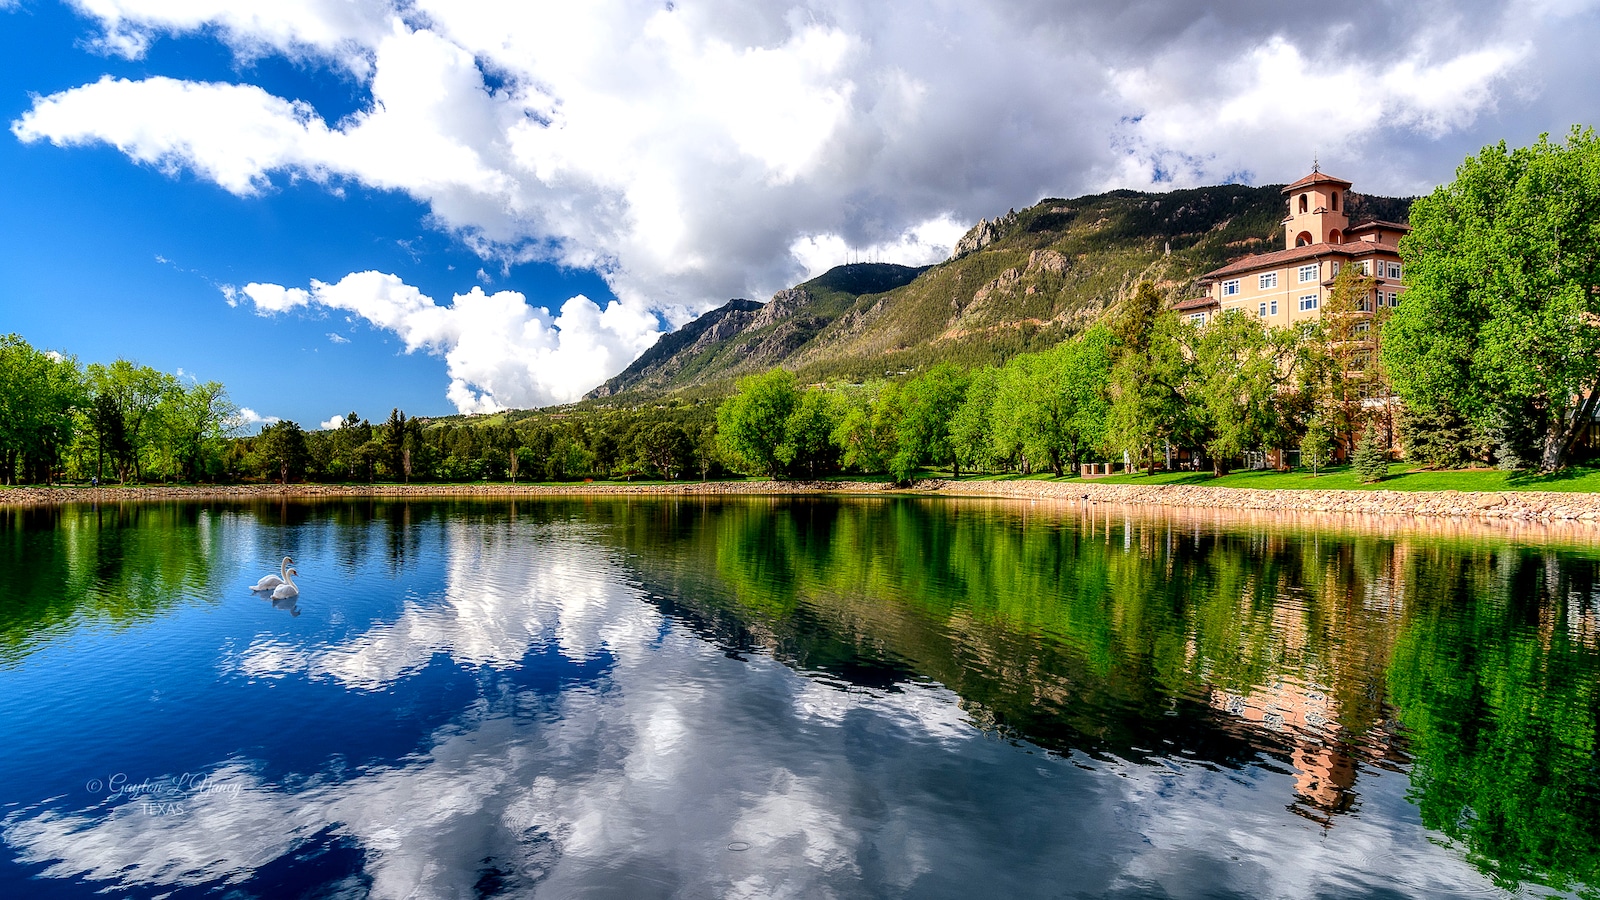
[4,478,1600,521]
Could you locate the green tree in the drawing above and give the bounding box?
[1192,312,1305,474]
[256,421,310,483]
[85,359,174,483]
[85,393,131,484]
[156,379,237,482]
[691,422,720,481]
[1106,285,1193,473]
[992,329,1112,477]
[950,366,1001,475]
[831,382,900,476]
[1398,400,1481,469]
[716,368,802,478]
[896,364,970,479]
[780,389,841,479]
[1305,260,1382,453]
[637,420,693,480]
[329,412,370,480]
[0,335,85,484]
[1351,427,1390,482]
[1301,413,1333,476]
[1384,128,1600,473]
[382,408,408,480]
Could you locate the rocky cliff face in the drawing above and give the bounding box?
[587,298,763,398]
[951,209,1019,259]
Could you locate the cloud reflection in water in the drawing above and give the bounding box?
[4,512,1506,899]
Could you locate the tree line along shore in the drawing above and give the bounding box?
[3,130,1598,491]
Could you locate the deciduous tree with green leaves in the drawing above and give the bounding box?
[950,366,1000,476]
[895,363,970,479]
[1384,127,1600,473]
[1192,311,1303,475]
[0,334,85,485]
[992,327,1112,476]
[85,359,172,483]
[1106,284,1195,473]
[780,389,841,479]
[716,368,802,478]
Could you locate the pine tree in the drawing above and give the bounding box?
[1352,427,1390,483]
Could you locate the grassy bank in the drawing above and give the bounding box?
[954,464,1600,493]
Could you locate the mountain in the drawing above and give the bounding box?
[588,263,928,398]
[586,183,1414,401]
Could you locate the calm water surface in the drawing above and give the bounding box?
[0,497,1597,899]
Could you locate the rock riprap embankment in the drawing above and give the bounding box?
[3,479,1599,522]
[922,479,1600,521]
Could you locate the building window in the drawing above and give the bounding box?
[1259,272,1278,290]
[1270,300,1279,315]
[1354,321,1371,334]
[1188,313,1206,324]
[1298,264,1318,283]
[1360,260,1372,276]
[1259,302,1267,317]
[1387,262,1402,279]
[1331,191,1339,211]
[1222,279,1240,296]
[1299,193,1309,213]
[1331,262,1342,276]
[1299,294,1318,312]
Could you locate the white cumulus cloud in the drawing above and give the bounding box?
[230,407,280,430]
[229,271,661,411]
[14,0,1600,404]
[64,0,392,68]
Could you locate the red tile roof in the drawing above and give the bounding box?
[1174,296,1218,311]
[1346,219,1411,234]
[1282,171,1353,192]
[1200,240,1399,281]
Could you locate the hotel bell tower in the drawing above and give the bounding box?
[1281,163,1352,249]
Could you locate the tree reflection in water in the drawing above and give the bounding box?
[599,496,1600,895]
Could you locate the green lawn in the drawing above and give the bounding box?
[952,465,1600,493]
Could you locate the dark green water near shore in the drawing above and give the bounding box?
[0,497,1596,898]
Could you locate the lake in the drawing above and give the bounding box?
[0,496,1596,899]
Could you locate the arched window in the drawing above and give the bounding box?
[1299,194,1309,213]
[1328,229,1342,244]
[1331,191,1340,211]
[1295,231,1314,247]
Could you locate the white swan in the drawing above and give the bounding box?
[270,568,299,601]
[251,557,294,592]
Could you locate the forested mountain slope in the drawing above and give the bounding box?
[585,184,1413,402]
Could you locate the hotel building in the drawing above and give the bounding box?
[1176,170,1409,326]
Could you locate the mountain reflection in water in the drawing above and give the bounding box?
[0,497,1595,899]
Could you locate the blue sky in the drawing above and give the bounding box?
[3,0,1598,429]
[0,2,614,427]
